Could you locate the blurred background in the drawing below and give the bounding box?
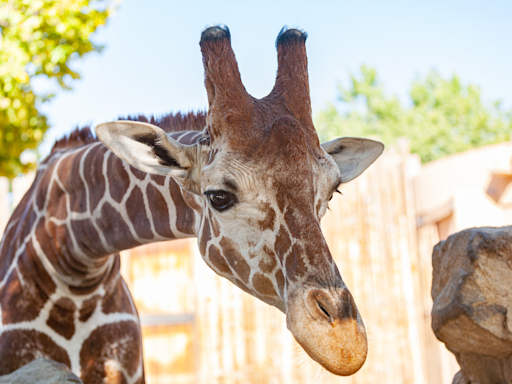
[1,0,512,383]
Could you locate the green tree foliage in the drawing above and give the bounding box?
[316,66,512,163]
[0,0,110,178]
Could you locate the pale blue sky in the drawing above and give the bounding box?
[38,0,512,155]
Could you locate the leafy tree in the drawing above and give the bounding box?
[316,66,512,163]
[0,0,111,178]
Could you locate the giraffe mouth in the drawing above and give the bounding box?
[285,287,368,376]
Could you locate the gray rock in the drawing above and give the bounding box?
[0,358,82,384]
[432,226,512,384]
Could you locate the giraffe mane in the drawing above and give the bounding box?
[50,126,97,154]
[49,111,207,154]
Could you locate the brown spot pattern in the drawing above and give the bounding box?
[275,269,286,298]
[274,225,291,264]
[80,321,142,382]
[61,148,87,213]
[146,183,174,238]
[47,297,76,340]
[283,206,306,239]
[150,173,166,186]
[208,244,231,275]
[22,238,57,297]
[0,330,71,375]
[169,180,196,235]
[210,215,220,238]
[219,237,250,284]
[96,202,139,251]
[234,277,254,296]
[44,219,91,279]
[199,219,211,255]
[107,155,130,203]
[83,145,107,212]
[126,186,153,240]
[0,269,43,324]
[69,254,121,296]
[259,245,278,274]
[285,243,306,281]
[258,202,276,231]
[252,272,277,297]
[129,165,146,180]
[79,295,101,322]
[70,218,108,257]
[0,206,37,282]
[182,189,202,213]
[46,181,67,220]
[102,276,135,315]
[36,220,71,279]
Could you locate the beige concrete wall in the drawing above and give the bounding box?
[414,141,512,238]
[414,141,512,217]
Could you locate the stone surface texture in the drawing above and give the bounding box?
[432,226,512,384]
[0,358,82,384]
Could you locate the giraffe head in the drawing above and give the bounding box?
[96,26,383,376]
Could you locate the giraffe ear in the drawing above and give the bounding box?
[322,137,384,183]
[96,121,202,189]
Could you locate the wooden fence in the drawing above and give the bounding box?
[0,147,457,384]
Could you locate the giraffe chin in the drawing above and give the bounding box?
[286,287,368,376]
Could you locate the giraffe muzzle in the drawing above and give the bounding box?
[286,287,368,376]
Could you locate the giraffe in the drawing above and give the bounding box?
[0,26,383,382]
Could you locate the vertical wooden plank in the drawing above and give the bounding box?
[141,324,195,384]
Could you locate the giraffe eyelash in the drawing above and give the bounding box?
[326,189,342,211]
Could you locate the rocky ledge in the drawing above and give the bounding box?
[432,226,512,383]
[0,358,82,384]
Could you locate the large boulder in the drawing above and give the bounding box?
[0,358,82,384]
[432,226,512,384]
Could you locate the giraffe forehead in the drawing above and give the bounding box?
[203,140,334,190]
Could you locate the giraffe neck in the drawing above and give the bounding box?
[0,130,204,379]
[0,130,204,297]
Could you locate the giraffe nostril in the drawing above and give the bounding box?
[308,290,336,323]
[307,288,359,324]
[316,299,332,322]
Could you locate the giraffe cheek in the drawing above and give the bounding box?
[219,237,250,284]
[207,244,231,276]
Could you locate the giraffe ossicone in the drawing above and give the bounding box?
[0,26,383,382]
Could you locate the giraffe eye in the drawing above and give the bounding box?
[206,190,237,211]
